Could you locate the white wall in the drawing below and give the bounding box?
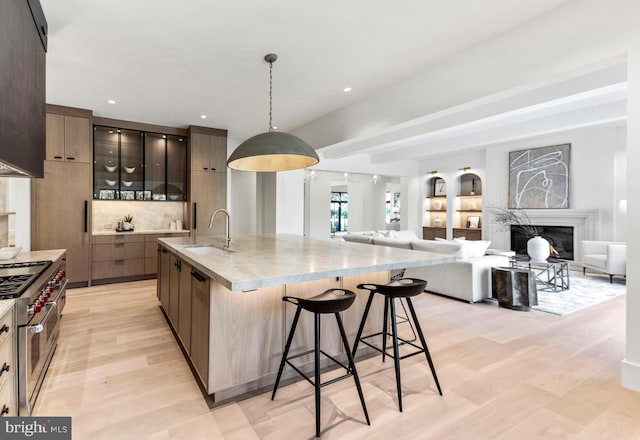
[276,170,304,235]
[6,178,31,250]
[623,36,640,392]
[483,124,626,249]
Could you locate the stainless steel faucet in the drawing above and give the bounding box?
[209,208,231,248]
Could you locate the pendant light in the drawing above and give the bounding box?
[227,53,320,172]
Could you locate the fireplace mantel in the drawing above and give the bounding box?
[518,209,599,261]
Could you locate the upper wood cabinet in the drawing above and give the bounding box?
[191,131,227,172]
[46,112,91,163]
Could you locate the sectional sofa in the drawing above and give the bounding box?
[342,230,510,303]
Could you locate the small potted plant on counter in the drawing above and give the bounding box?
[123,214,134,231]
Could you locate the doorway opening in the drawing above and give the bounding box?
[331,191,348,233]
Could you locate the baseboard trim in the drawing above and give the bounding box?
[621,358,640,392]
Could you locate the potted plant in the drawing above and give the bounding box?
[491,207,549,261]
[123,214,134,231]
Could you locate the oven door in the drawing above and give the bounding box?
[19,300,60,415]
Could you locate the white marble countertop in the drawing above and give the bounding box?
[93,229,190,236]
[159,234,455,292]
[0,249,66,264]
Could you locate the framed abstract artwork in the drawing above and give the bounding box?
[508,143,570,209]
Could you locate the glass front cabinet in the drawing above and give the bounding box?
[93,126,187,201]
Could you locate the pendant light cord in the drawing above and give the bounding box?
[268,60,274,132]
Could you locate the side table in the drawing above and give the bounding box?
[491,266,538,311]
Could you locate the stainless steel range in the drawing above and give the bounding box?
[0,255,67,415]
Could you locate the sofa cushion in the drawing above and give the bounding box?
[411,239,463,257]
[343,233,373,244]
[583,254,606,269]
[453,238,491,258]
[373,236,412,249]
[390,230,420,241]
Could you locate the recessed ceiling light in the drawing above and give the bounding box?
[200,115,207,119]
[343,87,352,93]
[108,99,116,104]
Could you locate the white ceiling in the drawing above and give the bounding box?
[41,0,574,145]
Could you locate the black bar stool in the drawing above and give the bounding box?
[271,288,370,438]
[352,278,442,412]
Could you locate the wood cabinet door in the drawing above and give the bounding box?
[178,259,192,354]
[64,115,91,163]
[191,171,226,236]
[45,113,65,161]
[158,248,171,311]
[209,134,227,172]
[191,132,211,172]
[190,270,210,388]
[169,254,181,328]
[33,161,91,284]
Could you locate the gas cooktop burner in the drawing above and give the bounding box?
[0,260,52,299]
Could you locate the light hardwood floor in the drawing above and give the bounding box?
[34,279,640,439]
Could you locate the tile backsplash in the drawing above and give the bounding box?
[93,201,186,232]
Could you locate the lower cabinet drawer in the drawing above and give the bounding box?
[0,374,16,417]
[91,259,145,280]
[92,242,144,262]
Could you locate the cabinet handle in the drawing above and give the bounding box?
[190,271,206,282]
[0,362,8,376]
[0,405,8,416]
[193,203,197,229]
[66,156,75,161]
[114,243,125,248]
[211,168,216,171]
[203,167,208,170]
[54,155,63,159]
[114,259,125,264]
[83,200,88,233]
[0,324,8,334]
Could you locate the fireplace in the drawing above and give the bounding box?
[511,225,574,260]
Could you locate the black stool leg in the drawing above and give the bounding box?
[389,297,403,412]
[272,305,302,400]
[406,298,442,396]
[352,291,375,357]
[382,296,389,363]
[314,313,321,438]
[335,312,370,426]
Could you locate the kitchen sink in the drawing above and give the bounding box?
[183,245,234,255]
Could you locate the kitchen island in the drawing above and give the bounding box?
[157,234,453,402]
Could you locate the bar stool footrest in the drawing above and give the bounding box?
[359,332,425,360]
[284,349,353,388]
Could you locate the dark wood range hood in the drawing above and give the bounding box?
[0,0,48,177]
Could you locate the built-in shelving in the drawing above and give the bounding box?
[455,173,483,240]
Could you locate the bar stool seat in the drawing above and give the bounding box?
[271,288,370,438]
[352,278,442,412]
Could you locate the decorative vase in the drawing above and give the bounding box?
[433,200,442,210]
[468,201,477,210]
[123,221,132,231]
[527,236,550,262]
[434,217,442,227]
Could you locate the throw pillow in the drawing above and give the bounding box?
[411,239,463,257]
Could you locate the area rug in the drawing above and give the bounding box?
[533,272,626,316]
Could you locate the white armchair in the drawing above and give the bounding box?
[581,240,626,283]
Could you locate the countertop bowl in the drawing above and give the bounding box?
[124,166,136,173]
[105,179,116,187]
[0,246,22,260]
[104,165,117,172]
[122,180,133,187]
